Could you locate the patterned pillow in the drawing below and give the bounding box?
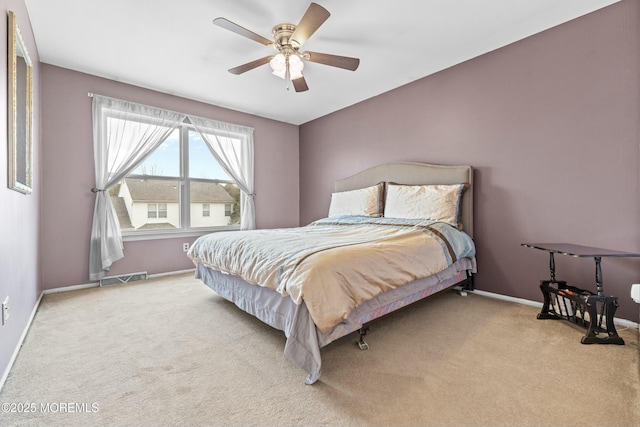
[328,183,384,218]
[384,183,466,228]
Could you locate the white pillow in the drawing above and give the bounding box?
[384,183,466,228]
[328,184,384,218]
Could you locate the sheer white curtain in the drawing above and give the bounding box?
[90,95,186,280]
[189,115,255,230]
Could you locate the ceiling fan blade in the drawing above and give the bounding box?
[305,51,360,71]
[290,3,330,48]
[213,17,273,46]
[292,76,309,92]
[228,56,272,75]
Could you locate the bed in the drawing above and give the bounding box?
[188,162,476,384]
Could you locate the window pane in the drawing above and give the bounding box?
[110,178,180,231]
[108,122,246,234]
[190,181,240,227]
[132,128,180,177]
[188,130,234,180]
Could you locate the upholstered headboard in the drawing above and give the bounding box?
[335,162,474,237]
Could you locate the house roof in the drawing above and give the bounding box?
[191,181,235,204]
[124,178,234,204]
[111,196,133,230]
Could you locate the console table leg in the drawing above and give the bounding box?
[582,296,599,342]
[580,296,625,345]
[594,256,604,297]
[604,298,622,339]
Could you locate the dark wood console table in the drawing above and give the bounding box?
[521,243,640,345]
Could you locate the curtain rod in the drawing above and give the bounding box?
[85,92,254,133]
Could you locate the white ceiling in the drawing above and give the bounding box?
[25,0,619,125]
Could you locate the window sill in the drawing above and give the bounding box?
[122,226,240,242]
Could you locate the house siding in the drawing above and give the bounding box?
[190,203,230,228]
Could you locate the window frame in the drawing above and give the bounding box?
[147,204,157,219]
[120,122,241,242]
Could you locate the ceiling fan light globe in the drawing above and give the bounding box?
[271,68,286,79]
[289,54,303,69]
[289,54,304,79]
[269,53,287,79]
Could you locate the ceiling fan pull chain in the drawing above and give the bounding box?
[285,59,291,90]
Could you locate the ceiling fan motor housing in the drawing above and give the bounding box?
[273,24,299,50]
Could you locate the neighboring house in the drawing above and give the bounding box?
[190,180,238,228]
[115,178,235,230]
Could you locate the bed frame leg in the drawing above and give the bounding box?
[357,327,369,350]
[455,272,475,296]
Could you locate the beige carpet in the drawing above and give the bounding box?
[1,272,638,427]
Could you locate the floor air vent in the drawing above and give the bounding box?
[99,271,148,287]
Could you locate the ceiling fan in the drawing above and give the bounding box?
[213,2,360,92]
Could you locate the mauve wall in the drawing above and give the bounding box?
[0,0,40,383]
[40,64,299,290]
[299,1,640,321]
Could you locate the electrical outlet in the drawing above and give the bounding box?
[1,297,8,326]
[631,284,640,303]
[182,243,189,252]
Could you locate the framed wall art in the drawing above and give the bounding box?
[8,10,33,194]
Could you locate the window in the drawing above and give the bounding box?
[147,204,167,219]
[110,120,242,235]
[90,94,254,281]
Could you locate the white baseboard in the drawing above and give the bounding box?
[0,292,43,393]
[43,282,99,294]
[149,268,195,279]
[42,268,196,295]
[471,289,640,329]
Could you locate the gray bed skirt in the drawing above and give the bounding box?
[195,257,476,384]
